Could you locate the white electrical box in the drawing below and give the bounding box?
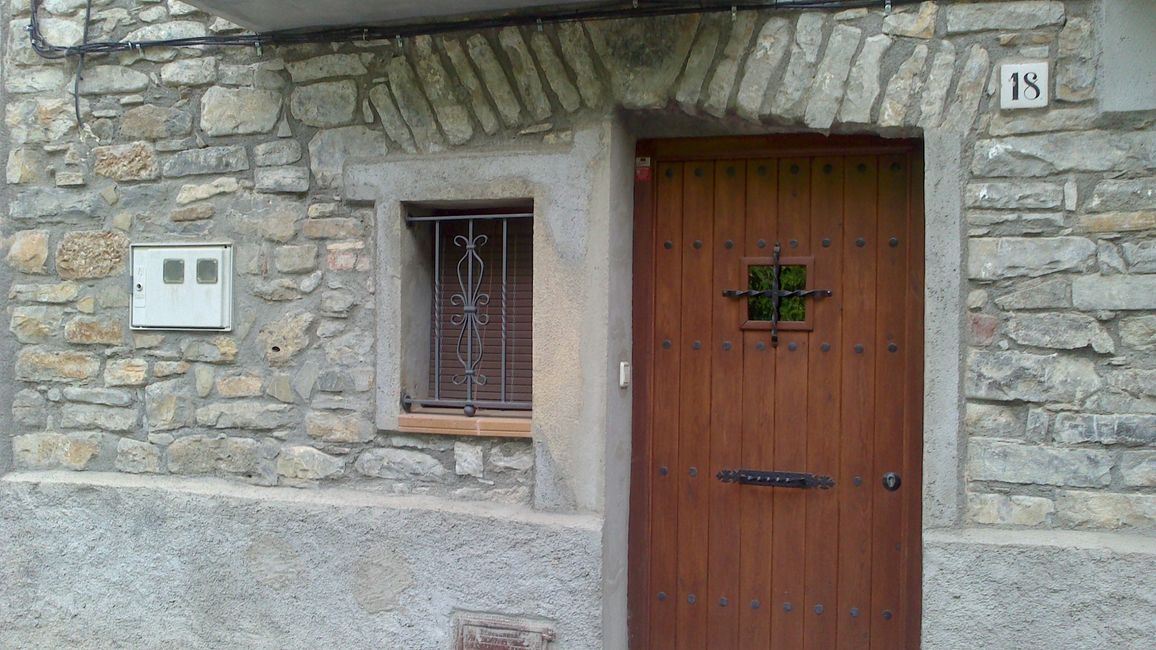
[131,243,234,331]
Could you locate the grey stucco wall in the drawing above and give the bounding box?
[0,471,605,649]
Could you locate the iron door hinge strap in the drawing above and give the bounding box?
[716,469,836,489]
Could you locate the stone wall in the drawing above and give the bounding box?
[1,0,1153,532]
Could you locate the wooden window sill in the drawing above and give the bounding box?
[397,412,532,439]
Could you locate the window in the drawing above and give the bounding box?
[404,203,533,418]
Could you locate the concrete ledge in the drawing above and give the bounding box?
[0,471,603,649]
[924,527,1156,650]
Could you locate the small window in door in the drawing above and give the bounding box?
[748,264,807,322]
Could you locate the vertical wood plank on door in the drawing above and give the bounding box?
[769,157,811,650]
[649,162,685,647]
[803,156,845,650]
[903,149,926,650]
[738,160,778,649]
[836,155,879,650]
[706,161,747,650]
[869,153,911,650]
[676,161,715,650]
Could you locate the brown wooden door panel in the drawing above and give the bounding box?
[630,137,923,650]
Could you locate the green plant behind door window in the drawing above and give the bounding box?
[748,265,807,322]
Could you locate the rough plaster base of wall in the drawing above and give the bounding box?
[0,472,603,650]
[923,528,1156,650]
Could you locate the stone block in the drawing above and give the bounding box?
[1089,178,1156,212]
[12,389,47,427]
[200,86,282,136]
[1122,452,1156,488]
[1005,312,1113,354]
[171,205,214,222]
[964,403,1024,439]
[703,11,758,119]
[196,401,296,430]
[412,35,474,145]
[285,54,368,83]
[61,403,137,432]
[735,17,791,121]
[968,237,1094,280]
[115,438,162,474]
[883,1,938,39]
[454,442,485,478]
[301,216,360,240]
[308,126,389,189]
[994,278,1070,310]
[162,145,249,178]
[13,432,102,470]
[8,282,80,304]
[276,445,345,480]
[967,492,1053,526]
[354,447,447,481]
[257,311,315,366]
[839,34,891,125]
[75,66,150,95]
[290,80,357,128]
[6,230,49,274]
[557,22,604,110]
[1121,241,1156,272]
[673,14,722,113]
[180,337,237,364]
[965,349,1101,403]
[802,24,862,129]
[254,166,310,194]
[160,58,217,86]
[987,107,1098,137]
[120,104,192,140]
[62,387,134,407]
[64,316,123,345]
[253,140,302,168]
[305,412,374,443]
[1056,17,1096,103]
[273,245,317,274]
[175,177,243,205]
[215,374,264,398]
[105,358,149,387]
[490,442,534,472]
[967,438,1113,488]
[1072,275,1156,310]
[10,306,63,344]
[945,1,1065,34]
[770,13,827,121]
[878,44,928,127]
[15,347,100,382]
[92,142,160,182]
[167,434,260,475]
[320,289,355,317]
[1052,413,1156,447]
[971,132,1156,177]
[1054,491,1156,529]
[144,379,195,432]
[1077,211,1156,233]
[965,182,1063,210]
[384,57,444,152]
[586,14,700,110]
[1121,315,1156,351]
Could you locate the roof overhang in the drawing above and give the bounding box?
[182,0,619,33]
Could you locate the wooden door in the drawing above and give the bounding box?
[629,135,924,650]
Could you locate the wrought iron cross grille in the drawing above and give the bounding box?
[404,210,533,417]
[723,241,832,346]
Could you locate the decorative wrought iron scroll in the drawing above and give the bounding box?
[723,241,832,347]
[404,211,533,416]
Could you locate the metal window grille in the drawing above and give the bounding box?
[404,210,533,416]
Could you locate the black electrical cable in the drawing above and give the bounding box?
[30,0,925,60]
[72,0,94,127]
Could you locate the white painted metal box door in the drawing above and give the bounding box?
[131,243,234,331]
